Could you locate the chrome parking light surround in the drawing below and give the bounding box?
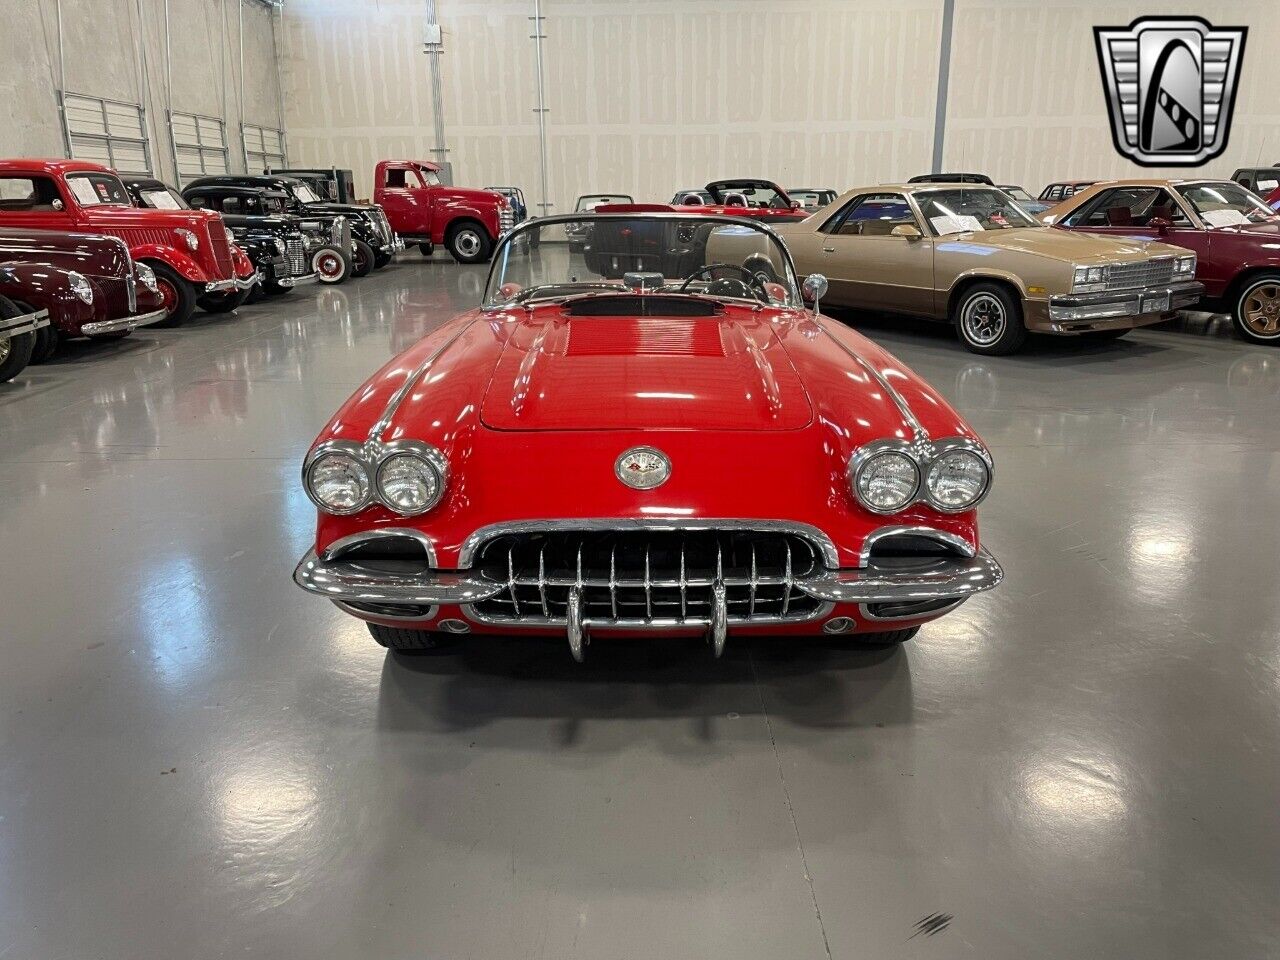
[848,436,993,515]
[303,438,449,517]
[857,525,977,568]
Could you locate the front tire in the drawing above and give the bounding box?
[350,239,375,278]
[196,289,249,314]
[953,282,1027,355]
[368,623,459,654]
[146,261,196,328]
[374,250,393,269]
[445,222,493,264]
[0,298,35,382]
[1232,273,1280,345]
[312,246,351,284]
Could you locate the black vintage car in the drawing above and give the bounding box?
[184,175,401,275]
[180,185,326,297]
[267,167,357,204]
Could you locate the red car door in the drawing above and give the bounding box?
[1056,185,1209,263]
[377,163,432,238]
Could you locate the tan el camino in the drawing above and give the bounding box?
[777,184,1204,355]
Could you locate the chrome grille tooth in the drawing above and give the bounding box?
[538,541,549,618]
[782,540,792,616]
[609,544,618,620]
[680,538,687,622]
[749,541,758,618]
[507,541,520,616]
[644,543,652,622]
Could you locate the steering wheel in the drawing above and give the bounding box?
[679,262,769,302]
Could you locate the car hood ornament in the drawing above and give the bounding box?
[615,446,671,489]
[1094,16,1247,166]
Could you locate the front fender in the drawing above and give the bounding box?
[947,267,1031,303]
[131,244,212,283]
[434,200,500,242]
[0,264,96,335]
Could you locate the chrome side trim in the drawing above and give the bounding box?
[858,525,976,568]
[366,318,478,443]
[456,518,841,569]
[320,527,438,565]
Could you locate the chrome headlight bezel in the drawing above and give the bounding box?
[848,437,992,515]
[66,270,94,305]
[175,227,200,252]
[923,444,993,513]
[302,439,448,517]
[1070,264,1107,293]
[1174,254,1196,276]
[134,261,159,292]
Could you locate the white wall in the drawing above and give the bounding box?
[0,0,285,185]
[280,0,943,205]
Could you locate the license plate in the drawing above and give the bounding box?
[1142,293,1171,313]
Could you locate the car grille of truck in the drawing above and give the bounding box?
[285,238,306,276]
[470,529,825,626]
[498,206,514,233]
[1105,257,1174,291]
[207,219,234,278]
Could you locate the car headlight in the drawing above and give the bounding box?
[135,262,159,293]
[67,271,93,305]
[1175,255,1196,276]
[851,447,920,514]
[175,228,199,252]
[924,447,991,512]
[376,451,446,516]
[1071,264,1107,293]
[305,450,371,515]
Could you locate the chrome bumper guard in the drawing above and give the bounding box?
[205,272,261,294]
[1047,279,1203,327]
[82,306,168,336]
[1,308,50,340]
[390,234,405,253]
[293,546,1003,661]
[276,272,319,289]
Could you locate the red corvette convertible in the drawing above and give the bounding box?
[293,212,1003,660]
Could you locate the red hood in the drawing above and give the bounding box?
[479,302,813,432]
[435,186,506,206]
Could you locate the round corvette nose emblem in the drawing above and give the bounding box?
[615,446,671,490]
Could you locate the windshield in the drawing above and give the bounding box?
[1177,182,1280,227]
[790,190,835,208]
[575,194,631,211]
[289,183,321,204]
[1000,186,1033,202]
[65,172,132,207]
[486,215,800,309]
[915,188,1041,234]
[138,187,188,210]
[708,183,790,209]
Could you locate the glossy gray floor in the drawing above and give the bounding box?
[1,262,1277,959]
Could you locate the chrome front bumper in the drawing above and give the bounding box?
[1045,279,1204,330]
[1,308,50,340]
[81,306,168,336]
[293,548,1003,618]
[276,272,319,289]
[390,234,405,253]
[205,272,261,294]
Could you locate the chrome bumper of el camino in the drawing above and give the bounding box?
[1044,279,1204,330]
[81,306,168,336]
[293,548,1003,619]
[1,308,50,340]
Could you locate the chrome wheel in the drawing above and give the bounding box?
[454,229,481,258]
[1241,281,1280,338]
[313,250,345,283]
[961,292,1006,346]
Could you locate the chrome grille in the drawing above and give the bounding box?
[498,204,514,233]
[206,219,234,278]
[285,237,306,276]
[1105,257,1174,291]
[471,529,825,626]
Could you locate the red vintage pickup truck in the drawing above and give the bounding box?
[0,159,257,327]
[372,160,512,264]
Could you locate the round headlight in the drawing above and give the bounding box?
[925,449,990,511]
[175,227,199,252]
[306,452,371,515]
[376,453,443,516]
[67,271,94,304]
[853,450,919,514]
[135,262,159,293]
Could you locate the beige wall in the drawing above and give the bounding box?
[281,0,943,205]
[0,0,284,185]
[946,0,1280,189]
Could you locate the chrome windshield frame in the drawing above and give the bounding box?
[482,211,804,311]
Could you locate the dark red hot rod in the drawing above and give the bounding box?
[293,211,1003,660]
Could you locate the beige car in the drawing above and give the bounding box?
[778,184,1204,355]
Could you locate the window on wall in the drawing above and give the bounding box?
[242,124,287,173]
[59,93,151,175]
[169,112,230,182]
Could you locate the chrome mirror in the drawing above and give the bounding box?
[802,273,828,313]
[52,199,64,212]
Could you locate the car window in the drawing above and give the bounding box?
[0,175,63,212]
[221,196,242,214]
[1064,187,1189,228]
[139,187,186,210]
[65,172,132,206]
[915,188,1039,233]
[289,183,320,204]
[384,168,410,188]
[575,195,632,211]
[420,168,440,186]
[826,193,916,236]
[1177,182,1280,226]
